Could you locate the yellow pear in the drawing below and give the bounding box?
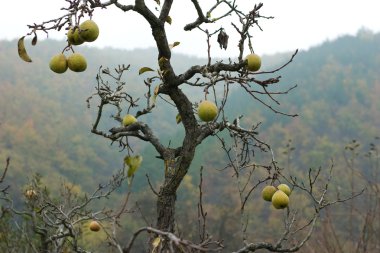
[261,185,277,201]
[271,190,289,209]
[198,100,218,122]
[277,183,291,196]
[67,53,87,72]
[79,20,99,42]
[89,220,101,232]
[67,28,85,45]
[49,54,68,74]
[245,53,261,72]
[122,114,137,126]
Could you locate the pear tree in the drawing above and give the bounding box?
[12,1,362,252]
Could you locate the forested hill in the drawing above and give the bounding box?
[0,38,206,191]
[218,29,380,172]
[1,29,380,192]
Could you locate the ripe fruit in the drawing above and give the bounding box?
[277,183,291,196]
[122,114,137,126]
[245,53,261,72]
[67,53,87,72]
[271,190,289,209]
[89,220,101,232]
[79,20,99,42]
[198,100,218,122]
[261,185,277,201]
[67,28,85,45]
[49,54,68,74]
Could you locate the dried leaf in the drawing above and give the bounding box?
[17,36,32,62]
[158,57,169,70]
[154,86,159,96]
[150,94,157,106]
[153,0,160,5]
[31,34,38,46]
[158,57,168,65]
[169,41,180,49]
[139,67,154,75]
[217,29,229,50]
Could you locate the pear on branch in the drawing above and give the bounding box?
[79,20,99,42]
[198,101,218,122]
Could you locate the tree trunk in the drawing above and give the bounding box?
[156,155,181,229]
[154,143,197,251]
[156,190,176,232]
[154,158,180,252]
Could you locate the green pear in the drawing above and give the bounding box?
[245,53,261,72]
[272,190,289,209]
[79,20,99,42]
[261,185,277,201]
[122,114,137,126]
[67,53,87,72]
[67,28,85,45]
[49,54,68,74]
[277,183,291,196]
[198,100,218,122]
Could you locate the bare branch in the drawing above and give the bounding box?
[123,226,223,253]
[0,157,11,195]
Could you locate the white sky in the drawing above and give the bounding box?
[1,0,380,57]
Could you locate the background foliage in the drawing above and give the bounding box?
[1,28,380,251]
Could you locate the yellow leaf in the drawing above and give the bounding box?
[18,36,32,62]
[176,114,182,124]
[154,86,159,96]
[124,155,143,177]
[139,67,154,75]
[151,237,161,253]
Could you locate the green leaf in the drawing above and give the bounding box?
[165,16,172,25]
[139,67,154,75]
[125,155,143,177]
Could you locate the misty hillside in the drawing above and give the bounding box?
[0,38,208,191]
[1,28,380,252]
[1,28,380,191]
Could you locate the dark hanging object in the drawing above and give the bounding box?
[217,29,229,50]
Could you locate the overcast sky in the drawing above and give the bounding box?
[2,0,380,57]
